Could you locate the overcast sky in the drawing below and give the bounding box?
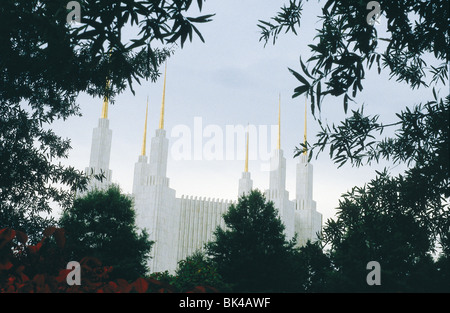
[52,1,440,224]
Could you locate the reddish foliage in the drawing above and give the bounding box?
[15,231,28,245]
[0,228,15,249]
[132,277,148,293]
[53,228,65,249]
[0,227,218,293]
[187,285,220,293]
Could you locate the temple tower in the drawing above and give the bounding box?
[84,79,113,193]
[265,95,295,239]
[238,126,253,197]
[294,97,322,246]
[132,64,178,273]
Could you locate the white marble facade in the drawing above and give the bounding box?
[84,80,322,274]
[130,123,322,273]
[83,117,113,194]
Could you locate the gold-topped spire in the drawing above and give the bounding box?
[141,96,149,156]
[159,63,167,130]
[101,79,110,119]
[101,50,112,119]
[245,125,249,172]
[303,96,307,155]
[277,93,281,150]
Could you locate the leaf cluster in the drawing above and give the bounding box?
[206,190,301,292]
[0,227,195,293]
[160,251,230,292]
[322,170,449,292]
[0,0,213,239]
[59,186,153,281]
[258,0,303,46]
[259,0,448,113]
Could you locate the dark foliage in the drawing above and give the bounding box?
[206,190,300,292]
[59,185,153,281]
[0,0,213,240]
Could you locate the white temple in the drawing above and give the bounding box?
[83,67,322,273]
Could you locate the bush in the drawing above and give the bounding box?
[173,251,230,292]
[0,227,218,293]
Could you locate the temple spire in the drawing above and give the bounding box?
[244,125,249,172]
[239,124,253,197]
[277,94,281,150]
[303,96,307,155]
[141,96,149,156]
[101,79,110,119]
[101,50,112,119]
[159,63,167,130]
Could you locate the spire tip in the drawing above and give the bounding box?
[141,96,149,156]
[159,63,167,130]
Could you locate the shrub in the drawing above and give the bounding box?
[0,227,217,293]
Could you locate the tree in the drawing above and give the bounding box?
[258,0,449,291]
[258,0,448,204]
[315,97,449,253]
[206,190,298,292]
[259,0,448,112]
[172,251,230,292]
[292,240,332,292]
[0,0,213,240]
[59,185,153,281]
[322,172,447,292]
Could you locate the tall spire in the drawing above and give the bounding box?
[101,50,112,119]
[101,79,110,119]
[303,96,307,155]
[239,123,253,197]
[159,63,167,130]
[244,125,249,172]
[141,96,149,156]
[277,93,281,150]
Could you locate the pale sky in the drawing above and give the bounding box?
[52,1,440,224]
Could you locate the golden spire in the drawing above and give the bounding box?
[101,79,110,119]
[245,125,249,172]
[101,50,112,119]
[277,93,281,150]
[303,95,307,155]
[159,63,167,130]
[141,96,149,156]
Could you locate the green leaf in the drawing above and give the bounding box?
[300,56,314,79]
[197,0,204,11]
[343,94,349,113]
[288,67,310,87]
[316,81,322,110]
[293,85,309,98]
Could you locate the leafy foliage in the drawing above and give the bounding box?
[0,227,217,293]
[301,93,449,250]
[0,0,213,240]
[259,0,449,292]
[206,190,299,292]
[258,0,448,113]
[59,185,153,281]
[258,0,303,46]
[322,172,449,292]
[299,93,449,171]
[0,102,91,241]
[292,241,332,292]
[173,251,229,292]
[150,251,229,292]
